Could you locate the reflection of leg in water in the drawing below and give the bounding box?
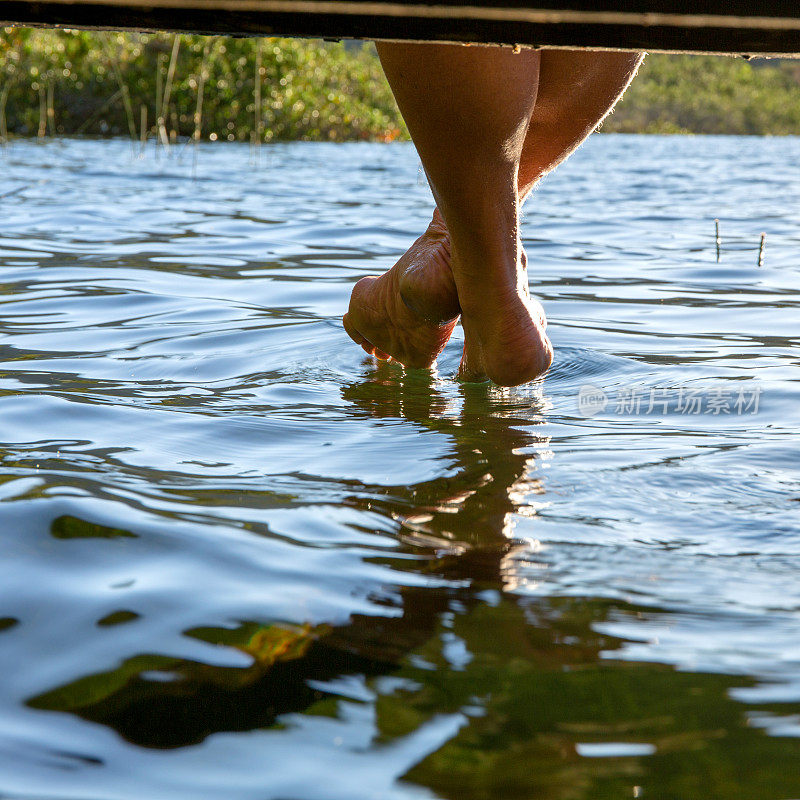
[341,361,550,555]
[345,47,643,385]
[28,609,452,748]
[28,371,550,749]
[27,374,799,799]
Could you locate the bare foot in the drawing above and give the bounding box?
[456,251,553,386]
[343,210,461,369]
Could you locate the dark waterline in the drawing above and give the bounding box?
[0,136,799,799]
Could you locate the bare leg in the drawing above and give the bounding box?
[345,46,643,384]
[345,43,540,378]
[349,42,545,387]
[378,43,549,386]
[517,50,644,199]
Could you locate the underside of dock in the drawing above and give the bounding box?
[2,0,800,55]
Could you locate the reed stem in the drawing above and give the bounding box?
[155,51,163,152]
[75,88,123,135]
[253,38,263,158]
[140,104,147,156]
[192,38,212,179]
[46,77,55,137]
[0,79,12,147]
[193,38,211,142]
[37,83,47,139]
[159,36,181,148]
[100,32,137,144]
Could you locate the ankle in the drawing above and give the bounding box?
[453,245,527,309]
[457,280,525,321]
[430,206,448,235]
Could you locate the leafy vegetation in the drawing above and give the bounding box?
[605,54,800,135]
[2,28,800,140]
[0,28,406,142]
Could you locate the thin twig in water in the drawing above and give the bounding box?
[159,36,181,149]
[155,51,164,154]
[0,79,13,147]
[75,88,124,134]
[193,38,212,143]
[191,37,213,179]
[252,38,263,162]
[140,104,147,156]
[99,32,137,150]
[0,186,26,200]
[758,233,766,267]
[46,77,55,137]
[37,83,47,139]
[714,218,721,262]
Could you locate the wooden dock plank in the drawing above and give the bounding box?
[2,0,800,54]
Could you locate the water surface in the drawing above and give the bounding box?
[0,136,799,799]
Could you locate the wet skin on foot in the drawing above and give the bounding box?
[344,211,553,386]
[456,250,553,386]
[343,210,460,369]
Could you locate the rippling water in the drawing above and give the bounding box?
[0,136,799,799]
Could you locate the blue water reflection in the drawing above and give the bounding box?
[0,136,798,798]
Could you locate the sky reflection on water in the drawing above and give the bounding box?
[0,136,799,799]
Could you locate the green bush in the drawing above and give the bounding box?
[605,54,800,135]
[0,28,407,141]
[2,30,800,140]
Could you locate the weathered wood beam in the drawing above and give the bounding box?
[2,0,800,55]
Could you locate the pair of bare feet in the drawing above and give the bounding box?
[343,208,553,386]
